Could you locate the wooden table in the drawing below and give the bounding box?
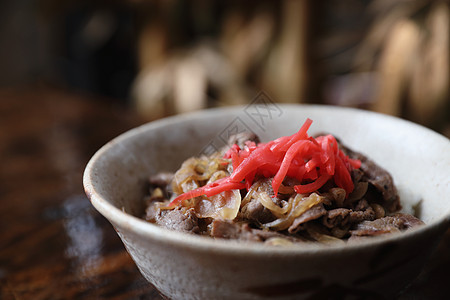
[0,87,448,299]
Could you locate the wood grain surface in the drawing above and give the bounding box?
[0,87,448,299]
[0,88,163,299]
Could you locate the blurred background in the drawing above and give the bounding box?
[0,0,448,134]
[1,1,449,298]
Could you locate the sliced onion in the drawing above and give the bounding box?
[192,159,220,180]
[306,224,345,245]
[216,189,242,219]
[290,193,323,219]
[172,157,229,194]
[194,189,241,220]
[262,193,323,231]
[258,192,290,217]
[206,170,228,183]
[241,181,261,207]
[172,158,198,194]
[180,179,199,193]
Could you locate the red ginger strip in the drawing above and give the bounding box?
[294,173,331,194]
[272,139,318,195]
[169,119,360,206]
[169,177,245,206]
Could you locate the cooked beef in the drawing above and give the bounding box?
[240,198,275,224]
[341,146,401,213]
[349,208,375,223]
[151,207,200,233]
[347,182,369,204]
[322,200,376,230]
[288,204,327,233]
[354,198,370,211]
[210,220,262,241]
[370,203,386,219]
[350,213,424,237]
[323,208,350,228]
[351,168,364,183]
[210,220,305,243]
[240,177,281,224]
[148,172,174,198]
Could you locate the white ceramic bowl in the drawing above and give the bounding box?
[83,105,450,300]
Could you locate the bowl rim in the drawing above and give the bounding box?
[83,104,450,256]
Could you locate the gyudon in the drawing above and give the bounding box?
[144,119,423,245]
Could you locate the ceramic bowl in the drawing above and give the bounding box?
[83,105,450,300]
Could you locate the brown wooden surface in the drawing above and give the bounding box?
[0,87,448,299]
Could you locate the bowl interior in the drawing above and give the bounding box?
[85,104,450,240]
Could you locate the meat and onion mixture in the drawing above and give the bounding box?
[144,120,423,245]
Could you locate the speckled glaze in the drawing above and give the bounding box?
[84,105,450,300]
